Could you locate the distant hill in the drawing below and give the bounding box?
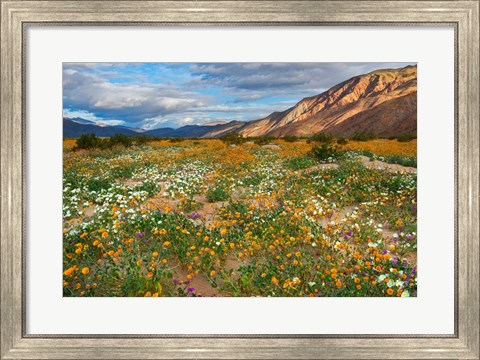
[63,65,416,139]
[63,117,245,138]
[63,118,139,138]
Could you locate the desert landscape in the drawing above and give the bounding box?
[63,63,417,297]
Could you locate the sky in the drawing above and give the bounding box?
[63,62,415,130]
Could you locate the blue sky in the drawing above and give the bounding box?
[63,62,415,130]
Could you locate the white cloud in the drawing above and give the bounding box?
[95,119,127,127]
[63,69,206,122]
[63,109,101,121]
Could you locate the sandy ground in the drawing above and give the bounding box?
[358,155,416,173]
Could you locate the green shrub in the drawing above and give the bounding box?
[86,177,112,192]
[336,137,348,145]
[75,134,101,150]
[309,144,339,162]
[382,155,417,168]
[284,156,317,171]
[220,133,247,145]
[308,132,333,144]
[133,136,151,146]
[351,132,376,141]
[169,137,186,143]
[395,134,417,142]
[253,136,275,145]
[282,135,299,143]
[109,134,133,148]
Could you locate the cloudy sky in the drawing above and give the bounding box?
[63,62,415,130]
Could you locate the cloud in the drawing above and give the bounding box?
[95,119,128,127]
[63,66,206,125]
[63,108,101,121]
[63,62,415,130]
[187,62,413,100]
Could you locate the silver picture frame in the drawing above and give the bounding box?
[1,1,479,358]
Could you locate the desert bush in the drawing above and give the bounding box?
[169,137,186,143]
[284,156,317,171]
[351,132,376,142]
[75,134,102,150]
[336,137,348,145]
[395,134,417,142]
[253,136,275,145]
[307,132,333,144]
[309,144,339,162]
[133,136,150,146]
[282,135,299,143]
[108,134,133,148]
[220,133,247,145]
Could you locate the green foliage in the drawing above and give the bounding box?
[336,137,348,145]
[178,198,204,213]
[133,136,151,146]
[86,177,112,192]
[220,133,247,145]
[351,132,376,142]
[108,134,133,148]
[253,136,275,145]
[169,137,186,143]
[206,183,230,202]
[381,155,417,168]
[308,132,333,144]
[75,134,102,150]
[309,144,339,162]
[282,135,299,143]
[394,134,417,142]
[284,156,317,171]
[75,134,154,151]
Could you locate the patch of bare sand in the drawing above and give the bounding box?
[358,156,416,173]
[117,179,143,187]
[261,144,281,150]
[170,263,221,297]
[145,192,181,212]
[297,163,339,176]
[317,205,358,228]
[191,195,228,224]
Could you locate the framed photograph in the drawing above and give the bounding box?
[1,1,478,359]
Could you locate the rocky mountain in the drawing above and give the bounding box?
[205,65,416,138]
[63,65,416,139]
[63,117,245,138]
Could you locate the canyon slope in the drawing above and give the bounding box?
[204,65,417,138]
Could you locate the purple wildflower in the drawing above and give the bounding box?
[188,212,201,220]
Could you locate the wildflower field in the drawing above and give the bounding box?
[63,138,417,297]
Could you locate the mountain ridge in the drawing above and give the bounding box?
[63,65,416,139]
[214,64,417,138]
